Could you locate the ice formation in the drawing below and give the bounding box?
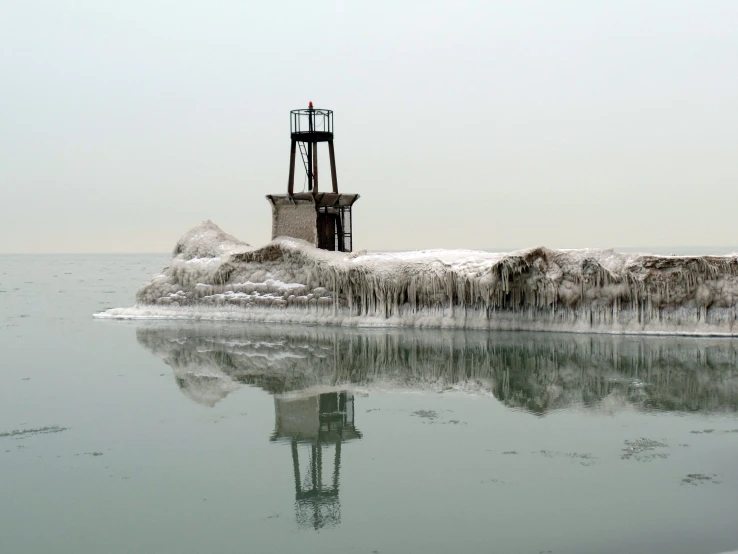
[98,220,738,335]
[137,323,738,411]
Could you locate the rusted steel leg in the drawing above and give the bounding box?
[328,139,338,193]
[288,138,296,195]
[313,141,319,193]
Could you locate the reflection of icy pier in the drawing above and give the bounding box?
[99,221,738,335]
[271,391,361,530]
[137,324,738,414]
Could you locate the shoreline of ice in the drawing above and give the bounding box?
[95,220,738,336]
[96,304,738,337]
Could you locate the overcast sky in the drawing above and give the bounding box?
[1,1,737,253]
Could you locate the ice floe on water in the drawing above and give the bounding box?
[0,426,68,439]
[97,220,738,335]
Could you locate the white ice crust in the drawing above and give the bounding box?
[97,220,738,335]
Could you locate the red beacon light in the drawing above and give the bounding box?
[309,101,313,108]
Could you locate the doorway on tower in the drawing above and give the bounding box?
[317,206,352,252]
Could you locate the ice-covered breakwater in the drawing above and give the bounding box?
[98,221,738,335]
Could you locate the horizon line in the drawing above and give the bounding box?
[2,246,738,256]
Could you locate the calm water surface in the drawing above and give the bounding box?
[1,255,738,554]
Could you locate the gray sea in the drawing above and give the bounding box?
[1,254,737,554]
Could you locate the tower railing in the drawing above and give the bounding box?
[291,109,333,138]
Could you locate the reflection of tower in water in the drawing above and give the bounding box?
[270,391,362,530]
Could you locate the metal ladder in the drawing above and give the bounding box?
[298,142,312,190]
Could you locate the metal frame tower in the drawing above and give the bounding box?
[266,103,359,252]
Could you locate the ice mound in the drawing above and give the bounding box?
[97,221,738,335]
[171,219,252,260]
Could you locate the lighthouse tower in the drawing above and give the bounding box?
[266,103,359,252]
